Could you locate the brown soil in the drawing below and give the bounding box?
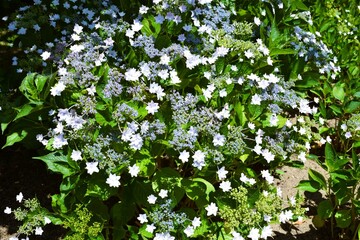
[272,160,331,239]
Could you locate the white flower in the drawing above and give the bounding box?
[53,134,68,149]
[160,54,170,65]
[131,20,143,32]
[86,85,96,96]
[179,150,190,163]
[289,196,296,206]
[35,227,43,235]
[260,170,274,184]
[192,217,201,228]
[261,226,273,239]
[205,202,218,216]
[137,213,148,224]
[264,214,272,222]
[73,23,83,34]
[253,145,262,155]
[247,228,260,240]
[146,101,159,115]
[86,162,99,175]
[184,226,195,237]
[279,210,293,223]
[4,207,11,214]
[16,192,23,203]
[198,0,212,4]
[70,44,85,52]
[147,194,157,204]
[50,82,66,96]
[219,89,227,97]
[254,17,261,26]
[269,114,278,127]
[251,94,262,105]
[44,216,51,224]
[217,166,228,180]
[298,151,307,163]
[159,189,168,198]
[139,5,149,14]
[231,231,245,240]
[219,181,232,192]
[345,132,352,139]
[244,49,254,59]
[106,174,121,188]
[146,224,156,233]
[129,134,143,150]
[192,150,206,170]
[248,122,255,130]
[40,51,51,60]
[213,134,225,146]
[261,149,275,163]
[154,232,175,240]
[129,164,140,177]
[71,150,82,161]
[340,123,347,131]
[125,68,141,81]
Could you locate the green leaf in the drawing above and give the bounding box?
[86,173,118,200]
[291,0,309,11]
[332,83,345,102]
[325,143,336,161]
[13,103,43,121]
[345,101,360,113]
[334,183,351,206]
[33,152,76,177]
[270,48,296,56]
[317,200,333,219]
[138,157,155,177]
[297,180,321,192]
[308,169,327,190]
[35,74,48,92]
[335,210,351,228]
[2,130,28,149]
[325,143,336,172]
[312,215,325,228]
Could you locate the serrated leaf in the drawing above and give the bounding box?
[33,152,76,177]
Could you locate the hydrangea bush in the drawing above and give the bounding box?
[2,0,359,239]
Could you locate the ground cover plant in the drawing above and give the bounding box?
[0,0,359,239]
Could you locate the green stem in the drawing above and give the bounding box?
[352,222,360,240]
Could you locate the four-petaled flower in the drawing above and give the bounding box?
[86,162,99,175]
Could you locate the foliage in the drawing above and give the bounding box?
[1,0,359,239]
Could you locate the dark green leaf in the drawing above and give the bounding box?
[317,199,333,219]
[335,210,351,228]
[308,169,327,190]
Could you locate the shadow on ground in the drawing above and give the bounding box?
[0,146,65,239]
